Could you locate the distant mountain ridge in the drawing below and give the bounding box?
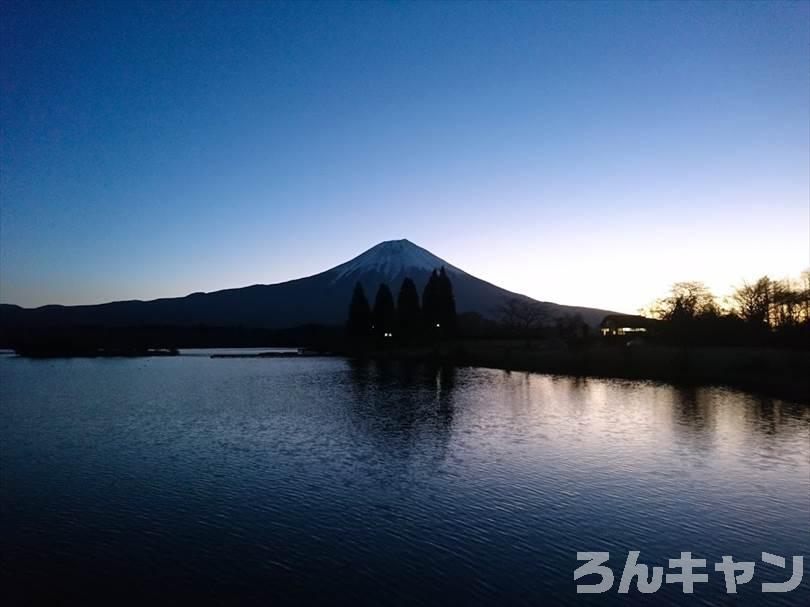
[0,239,616,330]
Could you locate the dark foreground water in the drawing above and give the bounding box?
[1,354,808,606]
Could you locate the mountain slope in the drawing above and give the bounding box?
[0,239,615,330]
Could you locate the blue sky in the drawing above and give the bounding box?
[1,0,808,312]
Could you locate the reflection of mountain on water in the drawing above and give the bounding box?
[343,360,456,474]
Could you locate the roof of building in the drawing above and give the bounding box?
[600,314,657,329]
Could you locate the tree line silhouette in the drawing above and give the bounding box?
[347,267,457,339]
[645,272,810,347]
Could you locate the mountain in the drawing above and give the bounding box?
[0,239,615,332]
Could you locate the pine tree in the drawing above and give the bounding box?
[422,270,441,332]
[397,277,421,337]
[438,267,457,335]
[347,282,371,336]
[372,283,395,337]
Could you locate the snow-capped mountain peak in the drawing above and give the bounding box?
[328,239,464,282]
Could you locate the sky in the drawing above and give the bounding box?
[1,0,808,313]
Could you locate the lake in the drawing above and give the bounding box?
[1,353,808,605]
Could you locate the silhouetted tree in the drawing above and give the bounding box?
[800,269,810,324]
[497,297,548,332]
[769,279,802,329]
[372,283,395,337]
[732,277,771,327]
[643,272,810,348]
[347,282,371,336]
[437,267,457,335]
[396,277,421,336]
[766,275,810,346]
[732,276,806,330]
[651,281,719,322]
[422,270,441,331]
[647,282,720,345]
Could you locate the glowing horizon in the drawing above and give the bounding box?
[2,234,807,316]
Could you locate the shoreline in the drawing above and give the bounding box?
[347,341,810,403]
[6,341,807,403]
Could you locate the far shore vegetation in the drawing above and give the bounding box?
[5,268,808,401]
[344,269,810,348]
[336,269,809,402]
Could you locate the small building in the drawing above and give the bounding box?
[600,314,655,337]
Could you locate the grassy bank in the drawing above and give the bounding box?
[355,340,810,403]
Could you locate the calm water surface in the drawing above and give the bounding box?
[1,354,808,606]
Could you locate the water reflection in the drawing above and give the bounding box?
[344,360,456,469]
[1,356,807,607]
[668,385,717,453]
[341,363,809,483]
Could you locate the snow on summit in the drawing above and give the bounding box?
[328,239,464,282]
